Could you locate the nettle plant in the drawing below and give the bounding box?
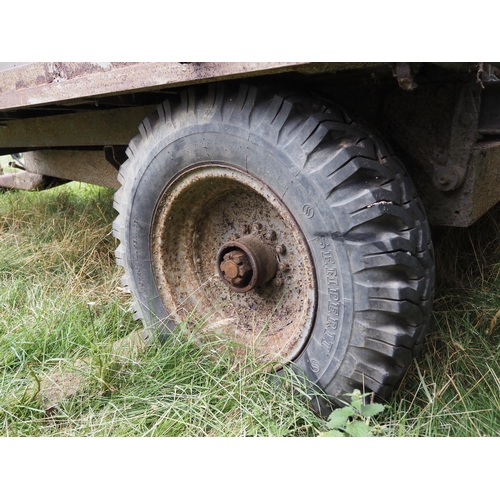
[320,390,387,437]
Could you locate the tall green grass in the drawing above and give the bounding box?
[385,213,500,436]
[0,182,324,436]
[1,177,499,436]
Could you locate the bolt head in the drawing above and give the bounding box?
[275,244,286,255]
[220,259,239,279]
[433,167,459,191]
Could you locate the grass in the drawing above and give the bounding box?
[384,213,500,436]
[0,179,325,436]
[1,164,499,436]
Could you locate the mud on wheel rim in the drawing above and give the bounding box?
[150,163,317,363]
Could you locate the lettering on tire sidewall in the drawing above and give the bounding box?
[300,222,346,381]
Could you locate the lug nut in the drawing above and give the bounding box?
[275,244,286,255]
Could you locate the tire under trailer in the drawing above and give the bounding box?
[112,83,435,413]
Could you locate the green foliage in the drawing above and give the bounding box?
[320,390,386,437]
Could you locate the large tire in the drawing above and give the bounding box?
[113,83,435,411]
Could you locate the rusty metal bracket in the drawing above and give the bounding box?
[384,80,483,195]
[432,84,481,191]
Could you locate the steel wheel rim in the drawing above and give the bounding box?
[151,163,317,364]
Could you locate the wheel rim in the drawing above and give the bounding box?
[151,163,317,364]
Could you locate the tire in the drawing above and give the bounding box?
[113,83,435,412]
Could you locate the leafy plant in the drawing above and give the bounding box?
[320,389,386,437]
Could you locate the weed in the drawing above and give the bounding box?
[319,390,387,437]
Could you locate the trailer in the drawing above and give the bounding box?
[1,61,499,412]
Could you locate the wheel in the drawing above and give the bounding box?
[113,83,435,411]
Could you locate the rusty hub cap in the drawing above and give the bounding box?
[217,235,278,293]
[219,250,252,288]
[150,164,317,364]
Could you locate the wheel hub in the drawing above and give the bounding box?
[217,235,278,293]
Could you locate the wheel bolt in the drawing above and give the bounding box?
[275,244,286,255]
